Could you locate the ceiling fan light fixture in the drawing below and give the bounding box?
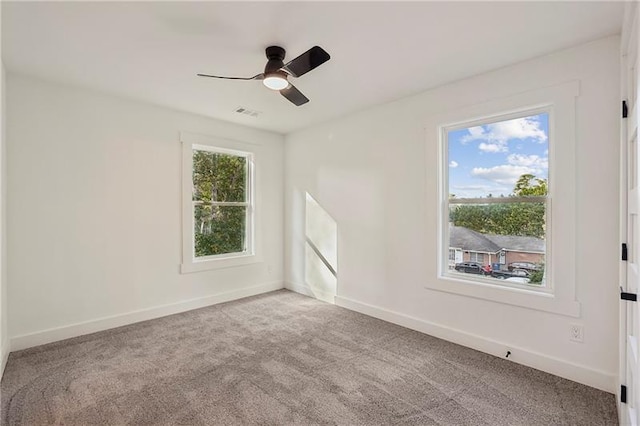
[263,72,289,91]
[197,45,330,106]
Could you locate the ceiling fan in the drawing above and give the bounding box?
[197,45,330,106]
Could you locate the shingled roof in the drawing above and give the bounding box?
[449,226,500,253]
[487,234,545,253]
[449,225,544,254]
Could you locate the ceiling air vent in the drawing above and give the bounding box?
[234,107,260,118]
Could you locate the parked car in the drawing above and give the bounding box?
[454,262,491,275]
[491,268,531,279]
[504,277,531,284]
[507,262,541,272]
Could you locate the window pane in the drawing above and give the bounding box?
[449,202,546,285]
[192,150,247,203]
[446,112,548,287]
[194,204,246,257]
[448,113,548,199]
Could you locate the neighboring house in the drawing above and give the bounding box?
[449,225,544,270]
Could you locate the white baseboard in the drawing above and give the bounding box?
[285,281,336,304]
[335,295,616,394]
[10,281,284,352]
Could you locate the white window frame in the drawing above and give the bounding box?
[448,248,463,268]
[425,81,581,318]
[448,249,456,261]
[181,132,260,273]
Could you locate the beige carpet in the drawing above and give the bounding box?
[1,290,617,425]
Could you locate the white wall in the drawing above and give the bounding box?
[7,74,284,349]
[285,36,620,392]
[0,2,8,377]
[0,63,7,375]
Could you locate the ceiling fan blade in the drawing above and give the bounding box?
[282,46,330,78]
[280,84,309,106]
[197,73,264,80]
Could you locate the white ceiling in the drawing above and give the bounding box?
[2,1,624,134]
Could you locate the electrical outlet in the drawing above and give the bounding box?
[570,324,584,343]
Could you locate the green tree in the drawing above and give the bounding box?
[192,150,247,257]
[449,202,546,238]
[513,174,547,196]
[449,173,547,239]
[528,264,545,284]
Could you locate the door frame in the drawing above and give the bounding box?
[620,3,639,424]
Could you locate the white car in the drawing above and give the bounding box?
[504,277,530,284]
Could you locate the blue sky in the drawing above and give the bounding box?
[448,113,549,198]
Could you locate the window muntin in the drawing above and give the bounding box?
[444,111,549,289]
[191,145,253,260]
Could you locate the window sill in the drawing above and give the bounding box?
[425,275,581,318]
[181,253,261,274]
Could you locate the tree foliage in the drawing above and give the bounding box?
[449,202,546,238]
[528,264,545,284]
[192,150,247,257]
[513,174,547,196]
[449,174,547,239]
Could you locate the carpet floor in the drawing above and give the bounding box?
[1,290,617,425]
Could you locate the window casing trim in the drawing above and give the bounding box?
[425,81,581,318]
[180,132,262,273]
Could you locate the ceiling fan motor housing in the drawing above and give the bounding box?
[265,46,286,74]
[198,45,330,106]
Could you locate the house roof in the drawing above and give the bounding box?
[449,225,544,254]
[449,226,500,253]
[487,234,545,254]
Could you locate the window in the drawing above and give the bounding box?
[445,111,548,289]
[192,146,252,258]
[181,133,257,273]
[469,252,486,263]
[425,81,580,317]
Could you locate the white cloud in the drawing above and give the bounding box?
[449,160,459,168]
[452,185,492,191]
[460,126,484,144]
[479,142,508,153]
[452,184,508,192]
[506,154,548,169]
[468,154,547,188]
[471,165,535,185]
[462,116,547,153]
[451,184,509,198]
